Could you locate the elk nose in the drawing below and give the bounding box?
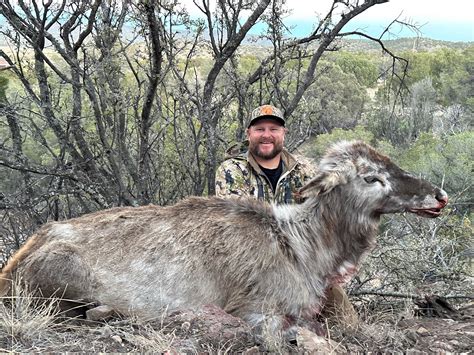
[436,189,448,207]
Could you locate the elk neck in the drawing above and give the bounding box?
[273,190,379,281]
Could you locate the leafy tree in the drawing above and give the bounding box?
[333,51,379,87]
[401,132,473,213]
[306,125,375,159]
[402,47,473,109]
[408,77,437,140]
[0,75,7,101]
[292,61,369,139]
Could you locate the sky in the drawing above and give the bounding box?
[1,1,472,42]
[182,0,474,42]
[285,0,474,42]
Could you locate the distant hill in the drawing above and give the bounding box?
[1,35,471,60]
[236,37,473,58]
[336,37,473,52]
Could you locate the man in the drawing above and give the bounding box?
[215,104,358,326]
[215,104,315,203]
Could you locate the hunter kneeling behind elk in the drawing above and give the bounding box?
[0,141,448,339]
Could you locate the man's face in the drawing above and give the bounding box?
[246,119,287,160]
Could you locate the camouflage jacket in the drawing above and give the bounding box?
[215,144,316,204]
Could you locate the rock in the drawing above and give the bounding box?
[100,325,113,337]
[405,329,419,343]
[449,339,461,347]
[180,321,191,332]
[161,304,257,351]
[243,346,260,354]
[111,335,123,344]
[86,305,115,321]
[296,327,345,353]
[431,340,454,351]
[416,326,430,336]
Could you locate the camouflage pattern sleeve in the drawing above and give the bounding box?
[293,154,318,183]
[215,159,253,199]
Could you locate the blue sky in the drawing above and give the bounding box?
[1,1,472,42]
[285,0,474,42]
[182,0,474,42]
[284,19,473,42]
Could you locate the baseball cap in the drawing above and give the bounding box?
[248,104,285,127]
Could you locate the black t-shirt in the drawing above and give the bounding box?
[259,159,283,193]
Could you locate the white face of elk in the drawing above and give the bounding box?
[299,141,448,219]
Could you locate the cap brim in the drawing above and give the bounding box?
[248,115,285,127]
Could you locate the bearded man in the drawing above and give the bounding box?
[215,104,314,203]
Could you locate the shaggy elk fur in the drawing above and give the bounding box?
[0,141,448,333]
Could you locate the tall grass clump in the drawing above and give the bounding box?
[0,279,60,351]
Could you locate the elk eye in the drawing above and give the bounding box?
[364,176,383,185]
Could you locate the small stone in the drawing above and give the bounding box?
[449,339,461,347]
[431,341,454,351]
[101,326,113,337]
[111,335,122,344]
[416,326,429,336]
[296,327,345,353]
[86,305,115,321]
[442,318,456,324]
[243,346,260,354]
[181,321,191,332]
[405,329,418,343]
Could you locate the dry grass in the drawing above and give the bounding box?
[0,281,178,353]
[110,317,179,353]
[0,280,61,352]
[258,317,289,353]
[1,283,470,353]
[326,299,417,352]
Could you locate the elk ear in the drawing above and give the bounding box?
[298,171,348,197]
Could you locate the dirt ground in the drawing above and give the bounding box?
[332,301,474,353]
[1,298,472,353]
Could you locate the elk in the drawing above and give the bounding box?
[0,141,447,335]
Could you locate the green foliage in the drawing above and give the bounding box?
[0,75,8,101]
[365,106,400,145]
[402,47,474,108]
[307,125,375,159]
[403,51,434,87]
[332,51,379,87]
[436,212,472,258]
[410,77,436,126]
[401,131,473,201]
[302,61,368,132]
[237,55,260,75]
[369,77,438,146]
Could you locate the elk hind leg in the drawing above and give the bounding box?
[18,242,98,317]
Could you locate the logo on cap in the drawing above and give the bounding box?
[260,105,275,116]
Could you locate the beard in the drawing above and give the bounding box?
[249,140,284,160]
